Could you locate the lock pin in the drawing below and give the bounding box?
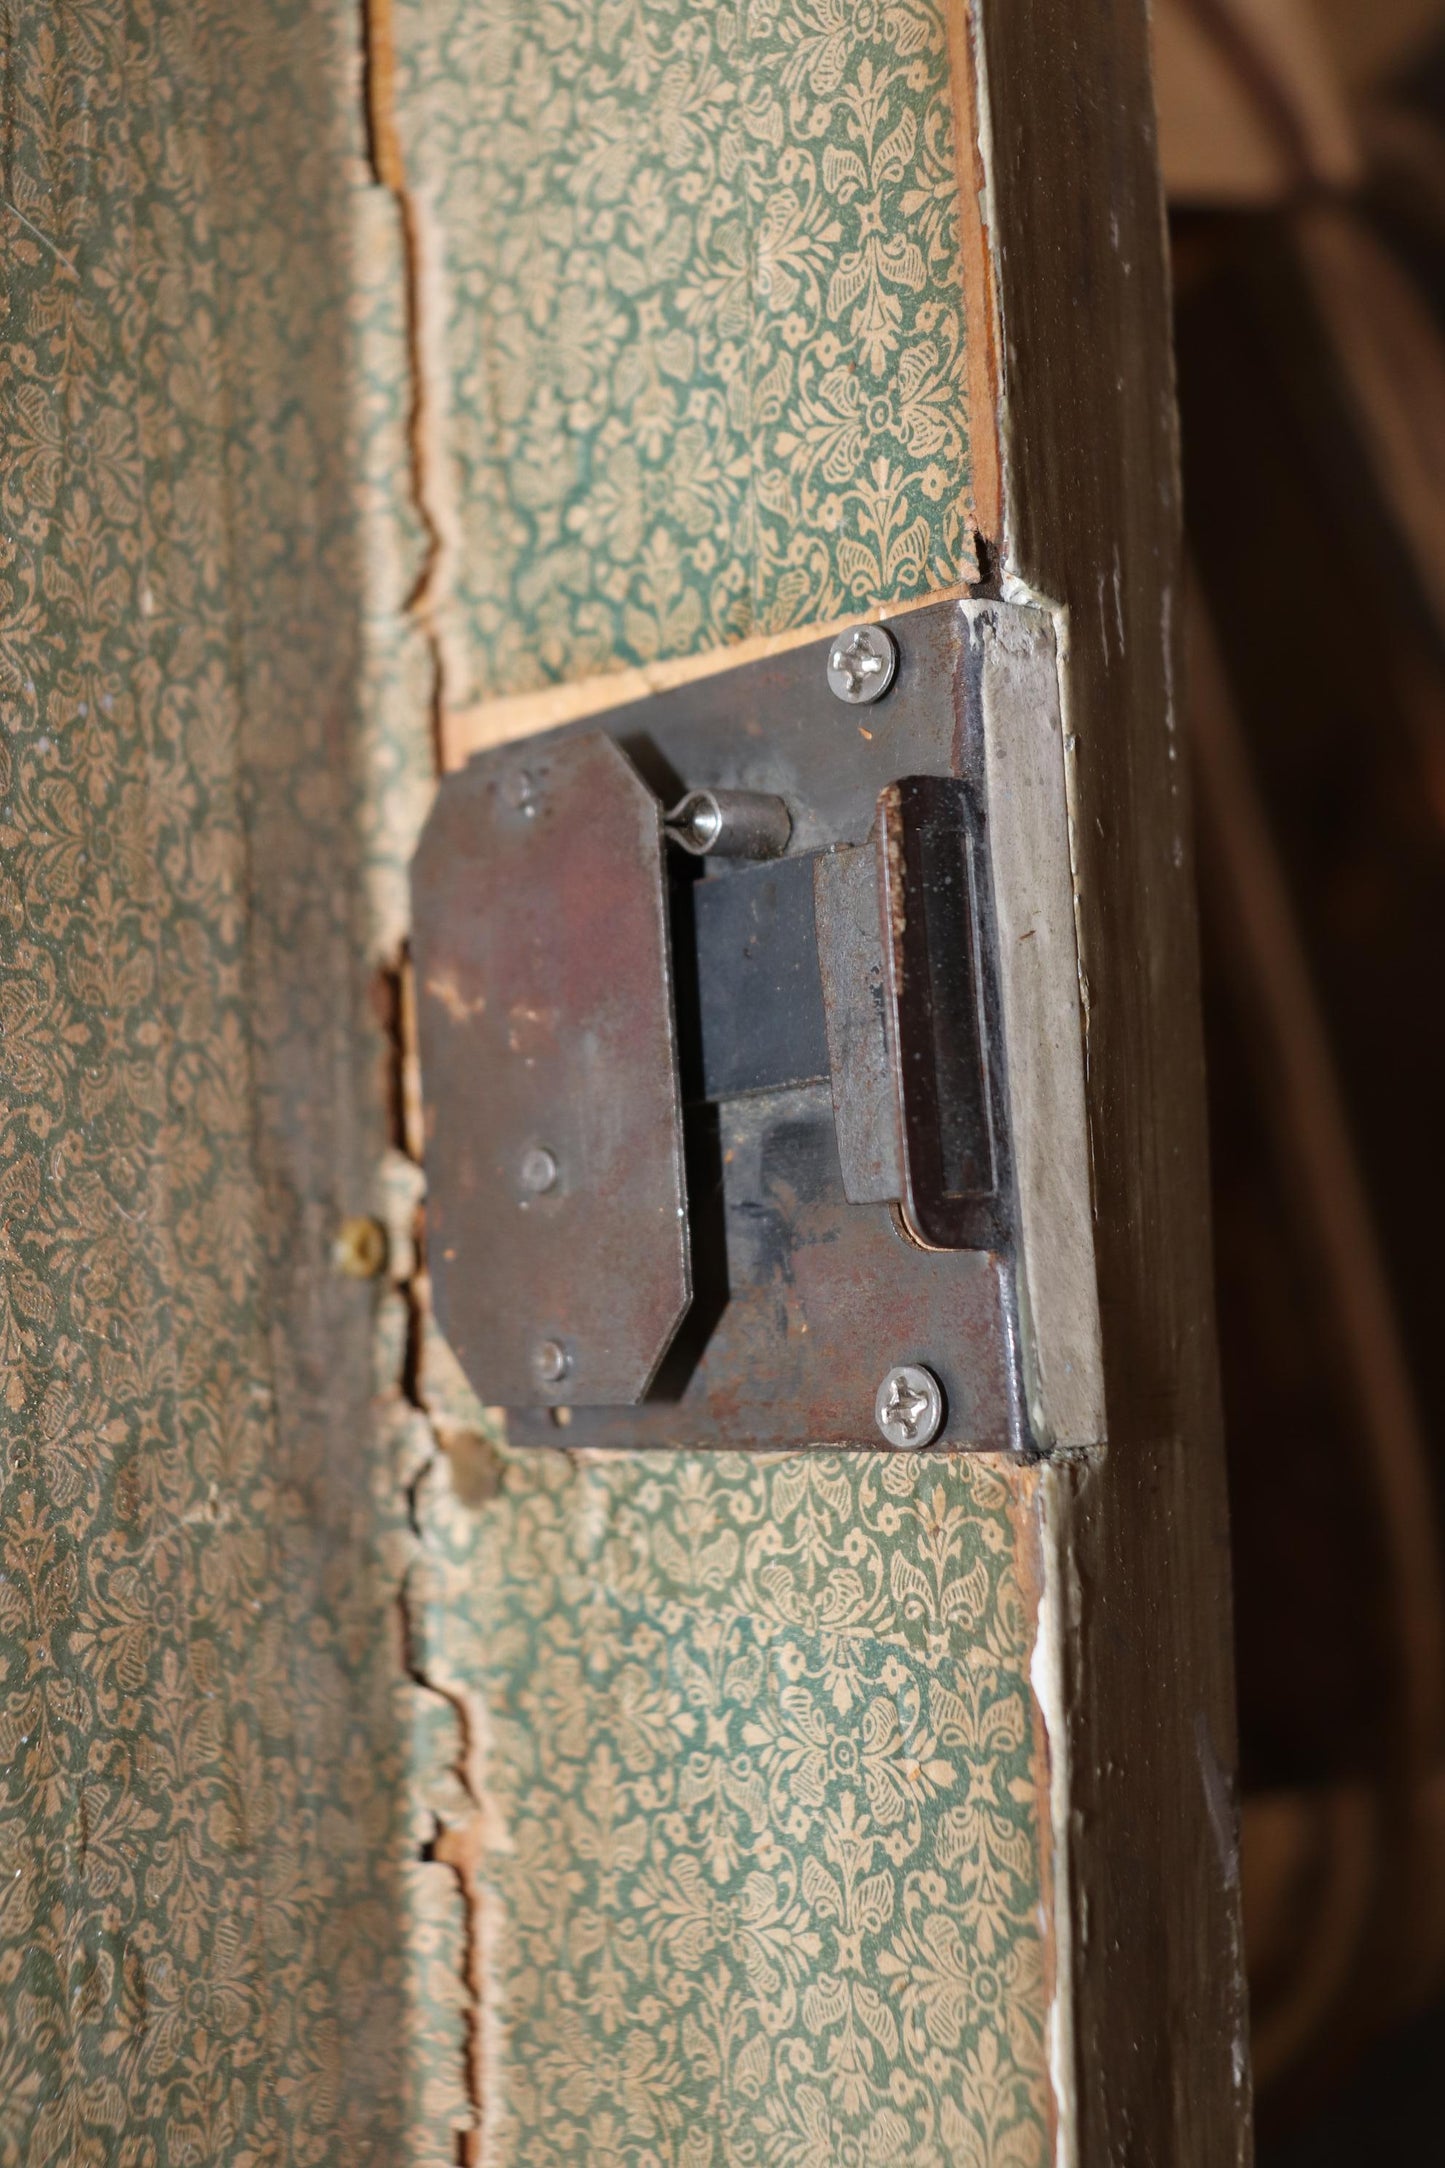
[664,788,792,861]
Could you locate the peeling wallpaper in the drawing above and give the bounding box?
[412,1437,1053,2165]
[380,2,1055,2163]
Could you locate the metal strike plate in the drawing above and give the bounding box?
[411,732,689,1405]
[411,598,1105,1454]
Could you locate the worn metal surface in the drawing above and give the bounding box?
[411,731,690,1405]
[880,774,1006,1251]
[970,609,1104,1448]
[814,837,904,1205]
[508,1084,1021,1450]
[596,604,964,855]
[690,855,831,1101]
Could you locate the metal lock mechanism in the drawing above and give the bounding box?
[411,599,1103,1454]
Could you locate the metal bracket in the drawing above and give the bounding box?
[410,598,1104,1453]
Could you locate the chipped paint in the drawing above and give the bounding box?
[1031,1467,1081,2168]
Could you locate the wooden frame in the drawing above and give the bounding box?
[966,2,1251,2154]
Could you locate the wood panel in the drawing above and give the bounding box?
[971,0,1252,2153]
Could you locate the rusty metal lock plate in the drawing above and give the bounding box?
[411,731,690,1406]
[410,598,1104,1455]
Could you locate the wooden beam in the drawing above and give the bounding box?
[967,1,1253,2154]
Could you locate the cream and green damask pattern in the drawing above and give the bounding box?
[389,0,979,705]
[1,0,1051,2162]
[414,1442,1051,2165]
[383,2,1054,2161]
[0,5,429,2162]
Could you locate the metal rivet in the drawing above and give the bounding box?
[827,623,897,705]
[502,768,538,816]
[875,1363,944,1449]
[332,1215,388,1280]
[534,1338,570,1386]
[520,1145,559,1195]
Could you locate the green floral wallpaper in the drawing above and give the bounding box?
[0,2,1052,2163]
[378,1,1055,2161]
[0,4,438,2162]
[389,0,980,708]
[414,1443,1051,2165]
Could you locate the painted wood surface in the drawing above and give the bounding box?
[973,1,1252,2154]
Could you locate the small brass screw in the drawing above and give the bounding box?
[332,1215,388,1280]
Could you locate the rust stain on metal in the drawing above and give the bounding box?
[411,730,691,1409]
[881,781,910,948]
[507,1082,1019,1454]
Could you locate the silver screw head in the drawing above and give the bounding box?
[534,1338,570,1387]
[875,1364,944,1449]
[827,623,898,705]
[501,768,538,816]
[679,792,723,851]
[520,1145,559,1195]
